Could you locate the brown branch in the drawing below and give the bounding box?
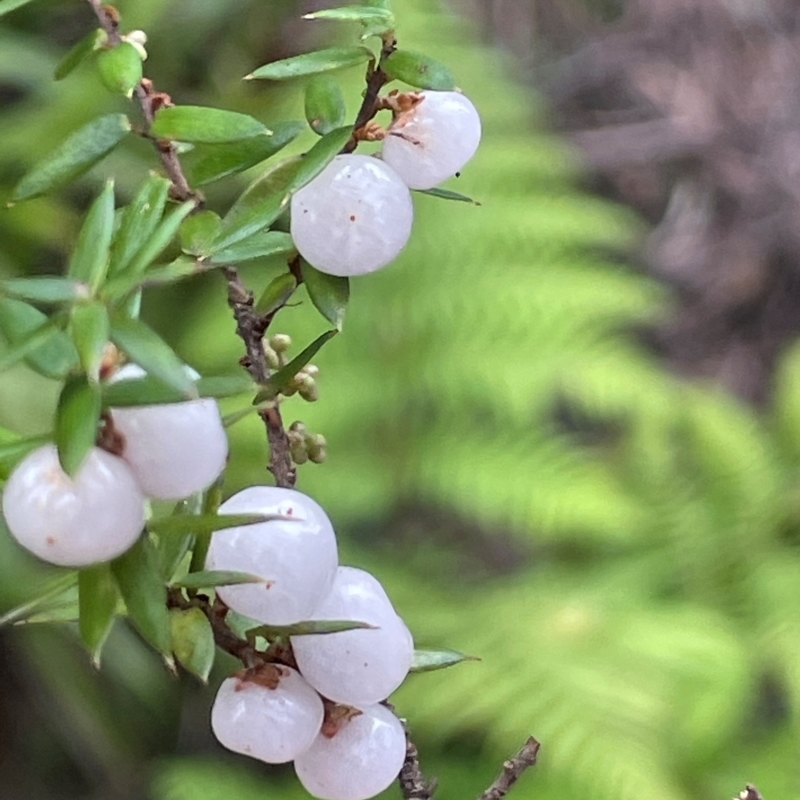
[477,737,540,800]
[735,787,765,800]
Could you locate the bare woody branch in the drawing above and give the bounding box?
[478,737,540,800]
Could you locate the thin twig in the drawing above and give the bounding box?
[390,709,438,800]
[477,737,540,800]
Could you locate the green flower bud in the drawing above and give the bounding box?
[96,41,143,98]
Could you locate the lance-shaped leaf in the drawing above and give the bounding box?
[102,373,253,407]
[0,0,35,18]
[246,46,373,81]
[170,608,215,682]
[78,563,119,666]
[0,277,89,304]
[255,272,298,315]
[183,120,305,186]
[55,373,101,476]
[179,211,222,256]
[67,181,115,293]
[382,50,455,90]
[122,200,196,278]
[104,257,211,300]
[170,570,265,591]
[109,174,171,276]
[248,619,376,641]
[303,7,395,35]
[0,432,48,480]
[55,28,105,81]
[208,231,295,266]
[253,330,337,403]
[416,187,480,205]
[111,535,172,658]
[292,125,353,191]
[151,106,271,143]
[410,648,480,673]
[96,41,143,98]
[70,301,110,380]
[148,512,291,538]
[12,113,131,201]
[0,299,77,378]
[0,573,78,628]
[305,75,346,136]
[109,316,196,397]
[301,260,349,330]
[155,494,202,580]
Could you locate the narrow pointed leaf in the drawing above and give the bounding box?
[171,570,265,590]
[151,106,271,143]
[301,260,349,329]
[253,329,337,403]
[123,200,197,277]
[0,433,48,480]
[179,210,222,256]
[70,301,110,380]
[102,373,253,407]
[0,574,78,628]
[110,174,171,276]
[382,50,455,90]
[183,120,305,186]
[170,608,215,682]
[55,28,105,81]
[292,125,354,190]
[67,181,115,292]
[0,0,35,18]
[0,299,77,378]
[78,563,119,666]
[246,46,373,81]
[56,373,102,476]
[305,75,346,136]
[410,648,480,673]
[207,231,295,265]
[111,535,172,657]
[252,619,376,640]
[148,512,291,538]
[12,113,131,201]
[416,187,480,204]
[96,42,143,98]
[0,277,89,304]
[303,7,395,33]
[255,271,298,315]
[109,316,196,397]
[156,494,202,580]
[104,257,210,300]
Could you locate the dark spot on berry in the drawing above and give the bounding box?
[46,536,55,546]
[350,215,356,222]
[455,172,461,178]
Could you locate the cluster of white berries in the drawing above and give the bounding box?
[1,365,228,567]
[206,486,413,800]
[291,90,481,277]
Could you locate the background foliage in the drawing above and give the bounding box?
[2,1,800,800]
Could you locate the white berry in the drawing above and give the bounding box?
[109,364,228,501]
[291,567,414,706]
[205,486,338,625]
[1,444,145,566]
[290,154,414,277]
[295,703,406,800]
[381,91,482,190]
[211,665,324,764]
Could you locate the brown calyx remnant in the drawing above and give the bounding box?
[320,700,362,738]
[234,662,289,691]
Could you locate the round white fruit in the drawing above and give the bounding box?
[381,91,482,190]
[205,486,338,625]
[211,666,323,764]
[109,364,228,501]
[291,567,414,706]
[290,154,414,277]
[295,703,406,800]
[1,444,145,566]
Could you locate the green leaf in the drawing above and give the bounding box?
[170,570,265,590]
[383,50,455,90]
[0,0,35,18]
[96,41,143,98]
[70,301,110,380]
[416,187,480,204]
[183,120,305,186]
[109,316,196,398]
[170,608,215,682]
[179,211,222,256]
[123,200,197,277]
[301,260,349,330]
[55,28,105,81]
[78,563,119,666]
[246,46,373,81]
[12,113,131,201]
[254,618,376,640]
[0,574,78,628]
[148,512,290,538]
[0,277,89,304]
[103,373,253,407]
[254,271,298,315]
[410,648,480,673]
[305,75,347,136]
[67,181,115,292]
[0,432,48,480]
[55,373,102,476]
[208,231,295,265]
[104,257,210,300]
[253,329,337,403]
[151,106,271,143]
[292,125,354,190]
[109,174,171,276]
[0,299,77,378]
[111,535,172,658]
[303,7,395,34]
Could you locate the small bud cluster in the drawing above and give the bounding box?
[288,421,327,465]
[206,486,412,800]
[265,334,321,403]
[1,365,228,567]
[291,90,481,277]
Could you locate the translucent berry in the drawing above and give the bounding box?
[1,444,145,566]
[290,154,413,277]
[381,91,482,190]
[109,364,228,500]
[292,567,414,706]
[211,665,324,764]
[205,486,338,625]
[295,703,406,800]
